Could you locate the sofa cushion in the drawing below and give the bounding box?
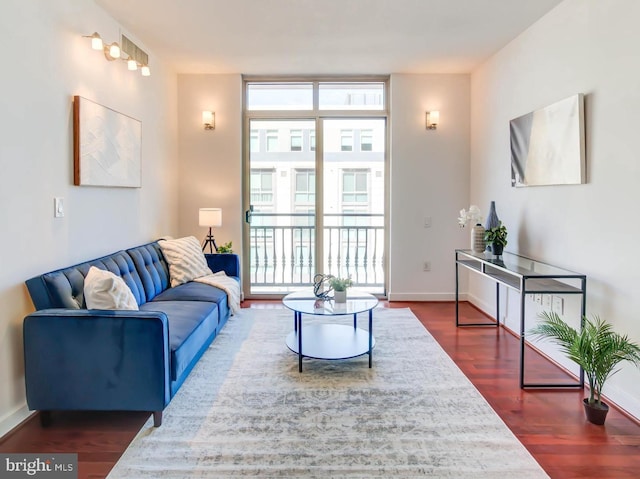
[84,266,139,310]
[152,281,227,303]
[158,236,212,287]
[140,300,218,380]
[152,282,230,327]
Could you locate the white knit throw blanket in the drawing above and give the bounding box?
[194,271,241,315]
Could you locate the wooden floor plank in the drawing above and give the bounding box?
[1,300,638,479]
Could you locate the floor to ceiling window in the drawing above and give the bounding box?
[243,79,388,297]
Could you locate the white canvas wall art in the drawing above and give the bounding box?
[510,94,585,187]
[73,96,141,188]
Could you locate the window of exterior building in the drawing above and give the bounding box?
[340,130,353,152]
[250,130,259,152]
[342,169,369,203]
[294,169,315,204]
[290,130,302,151]
[360,130,373,151]
[309,131,316,151]
[251,169,275,204]
[266,130,279,152]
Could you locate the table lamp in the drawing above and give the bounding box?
[199,208,222,253]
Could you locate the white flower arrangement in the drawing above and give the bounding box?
[458,205,483,227]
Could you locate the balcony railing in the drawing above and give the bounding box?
[249,213,385,293]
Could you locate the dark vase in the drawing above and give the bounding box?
[583,398,609,425]
[485,201,500,253]
[492,242,504,256]
[485,201,500,230]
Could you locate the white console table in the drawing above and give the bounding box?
[455,249,586,389]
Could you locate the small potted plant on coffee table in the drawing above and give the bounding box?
[529,311,640,425]
[329,276,353,303]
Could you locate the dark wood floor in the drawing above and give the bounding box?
[2,301,639,478]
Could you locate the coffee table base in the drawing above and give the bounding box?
[286,324,375,370]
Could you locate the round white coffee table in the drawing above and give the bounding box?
[282,290,378,372]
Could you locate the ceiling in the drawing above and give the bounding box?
[95,0,564,75]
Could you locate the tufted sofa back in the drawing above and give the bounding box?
[25,242,169,311]
[126,242,170,303]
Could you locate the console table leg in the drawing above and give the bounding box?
[519,292,526,388]
[455,258,460,326]
[496,283,500,326]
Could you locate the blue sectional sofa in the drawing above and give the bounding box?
[23,241,239,427]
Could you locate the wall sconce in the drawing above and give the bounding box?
[426,111,440,130]
[127,57,138,71]
[86,32,103,51]
[104,42,121,61]
[83,32,151,76]
[202,111,215,130]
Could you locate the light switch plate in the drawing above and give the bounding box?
[54,197,64,218]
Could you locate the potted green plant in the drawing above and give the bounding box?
[484,221,507,256]
[216,241,233,254]
[529,311,640,425]
[328,276,353,303]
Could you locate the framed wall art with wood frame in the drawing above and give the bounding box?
[73,95,142,187]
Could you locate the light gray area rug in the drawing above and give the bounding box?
[107,307,548,478]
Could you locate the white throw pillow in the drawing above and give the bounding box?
[158,236,213,287]
[84,266,139,310]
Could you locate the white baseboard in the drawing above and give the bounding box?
[0,403,33,439]
[387,292,466,302]
[466,292,492,317]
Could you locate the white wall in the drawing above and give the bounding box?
[175,74,472,300]
[176,75,243,251]
[0,0,178,435]
[470,0,640,419]
[389,74,471,300]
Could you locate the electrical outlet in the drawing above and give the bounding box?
[542,294,552,309]
[535,294,542,305]
[552,296,564,315]
[423,261,431,272]
[424,216,432,228]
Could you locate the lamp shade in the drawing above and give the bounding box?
[199,208,222,227]
[108,42,121,59]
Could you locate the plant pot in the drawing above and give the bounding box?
[492,242,504,256]
[583,398,609,425]
[334,290,347,303]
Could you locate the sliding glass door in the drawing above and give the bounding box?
[244,80,388,297]
[322,119,385,290]
[247,118,317,292]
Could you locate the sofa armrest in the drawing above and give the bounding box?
[23,309,171,413]
[205,253,240,278]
